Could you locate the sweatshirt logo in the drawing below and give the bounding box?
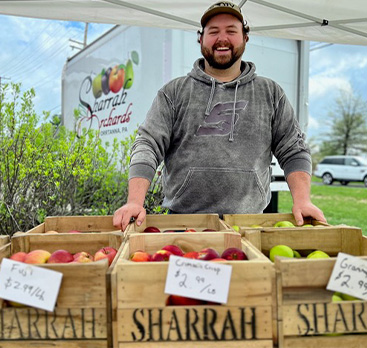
[196,100,248,136]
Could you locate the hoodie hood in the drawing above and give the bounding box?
[188,58,257,141]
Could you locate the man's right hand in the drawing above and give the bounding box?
[113,203,146,231]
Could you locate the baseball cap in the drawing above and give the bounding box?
[201,1,244,28]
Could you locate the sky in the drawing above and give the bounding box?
[1,14,367,146]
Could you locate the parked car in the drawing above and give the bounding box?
[314,155,367,186]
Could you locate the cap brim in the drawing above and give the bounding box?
[201,7,243,27]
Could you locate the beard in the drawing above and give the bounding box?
[201,40,245,70]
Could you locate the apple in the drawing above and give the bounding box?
[109,65,125,93]
[211,258,227,261]
[101,67,112,95]
[144,226,161,233]
[48,249,74,263]
[183,251,200,259]
[332,292,344,302]
[269,245,294,262]
[340,293,360,301]
[250,224,262,228]
[232,225,240,232]
[307,250,330,259]
[94,246,118,265]
[10,251,27,262]
[198,247,220,261]
[293,250,302,258]
[24,250,51,264]
[6,300,26,308]
[92,73,103,98]
[151,250,173,262]
[302,224,314,227]
[45,230,59,234]
[161,245,184,256]
[166,294,205,306]
[221,247,248,260]
[130,250,151,262]
[185,228,196,232]
[73,251,94,263]
[274,221,295,227]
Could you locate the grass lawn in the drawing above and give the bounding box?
[278,177,367,236]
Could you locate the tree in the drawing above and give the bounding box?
[319,89,367,156]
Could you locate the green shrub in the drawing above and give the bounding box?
[0,83,165,235]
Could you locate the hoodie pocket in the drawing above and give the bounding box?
[172,167,267,213]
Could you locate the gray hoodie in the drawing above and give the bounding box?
[129,58,311,214]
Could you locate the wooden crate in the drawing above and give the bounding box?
[109,232,274,348]
[26,215,120,234]
[244,227,367,347]
[0,235,9,247]
[124,214,232,235]
[0,232,124,347]
[223,213,329,231]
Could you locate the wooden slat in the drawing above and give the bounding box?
[282,335,367,348]
[362,235,367,255]
[341,227,363,255]
[117,306,273,342]
[0,307,107,340]
[0,341,107,348]
[117,341,273,348]
[242,230,262,251]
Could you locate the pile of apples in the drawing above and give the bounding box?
[143,226,217,233]
[9,247,118,265]
[269,244,330,262]
[130,244,248,262]
[232,220,315,231]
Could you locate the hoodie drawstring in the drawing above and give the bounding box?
[205,78,216,116]
[229,80,240,142]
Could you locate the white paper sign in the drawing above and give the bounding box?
[0,258,63,311]
[165,255,232,304]
[327,252,367,300]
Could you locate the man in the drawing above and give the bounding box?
[113,1,326,231]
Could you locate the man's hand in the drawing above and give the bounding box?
[113,202,146,231]
[292,201,326,226]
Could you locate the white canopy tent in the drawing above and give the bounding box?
[0,0,367,45]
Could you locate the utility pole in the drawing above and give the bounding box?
[69,22,89,51]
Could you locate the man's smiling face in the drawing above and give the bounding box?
[201,13,247,70]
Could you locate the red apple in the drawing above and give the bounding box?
[211,258,227,261]
[185,228,196,232]
[221,247,248,260]
[24,250,51,264]
[73,251,94,263]
[144,226,161,233]
[166,295,205,306]
[183,251,199,259]
[94,246,118,265]
[47,249,74,263]
[161,245,184,256]
[9,251,27,262]
[130,250,151,262]
[198,247,220,261]
[151,250,173,262]
[109,65,125,93]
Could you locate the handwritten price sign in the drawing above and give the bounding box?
[165,255,232,304]
[327,252,367,301]
[0,258,63,311]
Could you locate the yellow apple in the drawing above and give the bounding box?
[293,250,301,258]
[273,221,295,227]
[232,225,240,232]
[332,292,343,302]
[269,245,294,262]
[307,250,330,259]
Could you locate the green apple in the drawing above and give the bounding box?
[273,221,295,228]
[92,73,103,98]
[307,250,330,259]
[302,224,313,227]
[340,293,360,301]
[250,224,262,228]
[269,245,294,262]
[232,225,240,232]
[332,292,343,302]
[293,250,301,258]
